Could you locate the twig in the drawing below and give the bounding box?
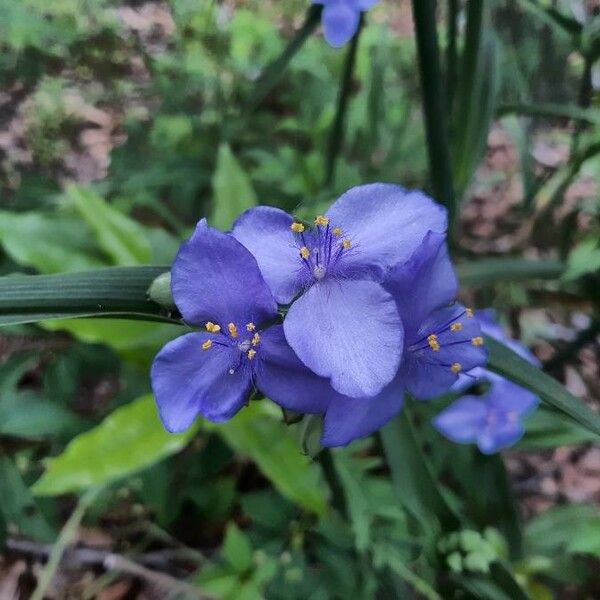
[7,537,214,600]
[247,6,322,113]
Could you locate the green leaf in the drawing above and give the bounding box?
[411,0,456,224]
[519,408,598,448]
[458,258,564,288]
[213,403,328,515]
[563,237,600,281]
[380,403,460,534]
[452,3,502,196]
[0,267,174,327]
[222,523,253,573]
[486,336,600,438]
[32,394,196,496]
[498,102,600,125]
[67,186,152,266]
[211,144,257,231]
[0,455,55,542]
[525,504,600,555]
[0,210,105,274]
[41,319,180,359]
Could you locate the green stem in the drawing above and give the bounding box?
[411,0,456,226]
[318,448,348,517]
[324,16,363,187]
[247,5,322,112]
[31,489,100,600]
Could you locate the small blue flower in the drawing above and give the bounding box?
[433,380,539,454]
[313,0,379,48]
[319,231,488,447]
[232,184,447,398]
[434,311,540,454]
[151,220,334,431]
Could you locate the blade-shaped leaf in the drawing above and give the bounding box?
[486,336,600,438]
[211,144,257,231]
[32,394,196,496]
[458,258,564,287]
[0,267,176,327]
[67,186,152,266]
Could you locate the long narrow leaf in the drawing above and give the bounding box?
[411,0,456,224]
[457,258,564,287]
[0,267,176,327]
[486,336,600,437]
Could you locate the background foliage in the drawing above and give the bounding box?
[0,1,599,598]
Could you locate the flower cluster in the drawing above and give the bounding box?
[151,184,488,447]
[434,311,540,454]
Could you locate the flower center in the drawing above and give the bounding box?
[201,321,261,373]
[290,216,353,283]
[409,307,482,375]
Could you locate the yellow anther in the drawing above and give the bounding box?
[247,349,257,360]
[451,362,462,374]
[427,334,440,352]
[246,322,256,331]
[471,336,484,346]
[202,340,213,351]
[205,321,221,333]
[251,333,261,346]
[342,239,352,250]
[291,222,305,233]
[450,322,463,332]
[300,246,310,259]
[314,215,330,226]
[228,323,238,338]
[333,227,343,237]
[466,308,474,318]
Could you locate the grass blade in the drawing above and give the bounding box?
[411,0,456,224]
[0,267,176,326]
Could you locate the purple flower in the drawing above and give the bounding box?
[232,184,447,398]
[319,231,488,447]
[151,220,334,431]
[313,0,379,48]
[433,380,539,454]
[434,310,540,453]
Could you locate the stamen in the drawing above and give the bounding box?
[228,323,238,338]
[333,227,343,237]
[205,321,221,333]
[202,340,213,351]
[247,349,257,360]
[342,239,352,250]
[291,222,305,233]
[450,322,463,332]
[246,322,256,331]
[314,215,330,226]
[300,246,310,259]
[428,334,441,352]
[471,336,484,346]
[465,308,474,318]
[451,362,462,374]
[251,333,260,346]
